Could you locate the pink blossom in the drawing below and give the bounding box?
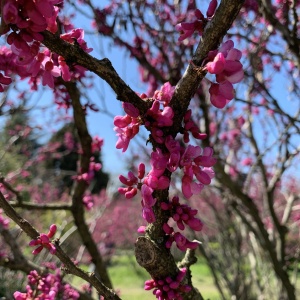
[206,53,226,74]
[206,0,218,17]
[58,56,71,81]
[144,174,170,190]
[176,14,204,42]
[209,82,231,108]
[14,269,79,300]
[144,268,191,299]
[242,157,253,166]
[114,115,132,128]
[41,58,61,88]
[60,29,93,53]
[147,100,174,127]
[137,226,146,233]
[92,136,104,153]
[182,174,193,198]
[141,184,156,207]
[3,1,20,25]
[0,73,12,91]
[206,40,243,108]
[123,102,140,118]
[161,197,203,231]
[180,145,202,167]
[142,207,156,223]
[29,224,57,255]
[150,149,168,176]
[114,115,139,152]
[153,82,175,106]
[138,163,146,179]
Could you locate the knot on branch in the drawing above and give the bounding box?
[135,236,178,278]
[135,236,156,268]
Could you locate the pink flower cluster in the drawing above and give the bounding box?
[205,40,244,108]
[144,268,191,300]
[2,0,61,35]
[14,269,79,300]
[145,101,174,143]
[118,161,166,223]
[117,83,215,227]
[92,135,104,153]
[75,157,102,183]
[180,145,216,199]
[29,224,57,255]
[60,28,93,53]
[153,82,175,106]
[119,141,214,226]
[1,1,93,91]
[114,82,176,151]
[119,148,172,224]
[163,223,199,251]
[176,8,244,109]
[1,0,61,89]
[175,0,217,41]
[114,102,140,152]
[161,196,203,231]
[182,109,207,143]
[0,208,10,229]
[161,196,203,251]
[118,163,145,199]
[83,193,94,210]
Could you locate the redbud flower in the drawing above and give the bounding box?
[205,40,243,108]
[42,58,61,88]
[0,73,12,92]
[175,10,204,42]
[206,0,218,18]
[242,157,253,166]
[138,163,146,179]
[0,209,9,229]
[206,53,226,74]
[141,184,156,207]
[142,207,156,223]
[161,196,203,231]
[153,82,175,106]
[29,224,57,255]
[137,226,146,233]
[123,102,140,118]
[118,171,138,199]
[58,56,71,81]
[144,268,191,299]
[3,2,20,25]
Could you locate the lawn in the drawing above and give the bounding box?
[107,254,221,300]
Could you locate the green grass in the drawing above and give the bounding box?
[107,254,221,300]
[190,262,221,300]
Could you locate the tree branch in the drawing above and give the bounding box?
[0,191,121,300]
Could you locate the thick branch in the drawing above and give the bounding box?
[135,1,245,299]
[170,0,245,134]
[41,31,151,115]
[64,81,113,289]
